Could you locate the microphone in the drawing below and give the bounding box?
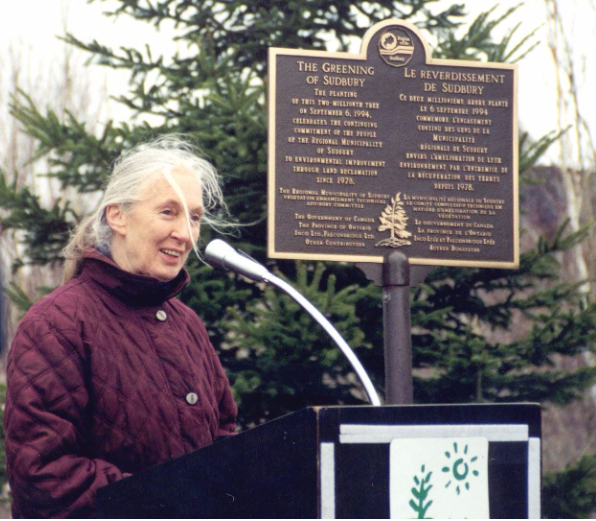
[204,239,382,406]
[205,239,270,282]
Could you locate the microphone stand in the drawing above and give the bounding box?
[205,240,382,407]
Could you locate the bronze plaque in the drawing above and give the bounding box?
[268,20,518,268]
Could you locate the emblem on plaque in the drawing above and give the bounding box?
[375,192,412,248]
[378,27,415,67]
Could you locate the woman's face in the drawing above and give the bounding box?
[108,168,204,282]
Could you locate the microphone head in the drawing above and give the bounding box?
[204,239,270,282]
[204,239,237,269]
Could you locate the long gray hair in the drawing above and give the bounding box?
[62,135,225,282]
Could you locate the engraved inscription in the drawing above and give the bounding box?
[270,20,517,267]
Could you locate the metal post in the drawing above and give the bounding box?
[382,250,413,404]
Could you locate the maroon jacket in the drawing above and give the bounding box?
[4,249,237,518]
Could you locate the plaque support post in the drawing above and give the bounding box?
[357,255,431,405]
[382,251,413,405]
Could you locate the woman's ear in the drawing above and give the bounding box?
[105,204,127,237]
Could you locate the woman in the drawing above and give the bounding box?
[4,136,238,518]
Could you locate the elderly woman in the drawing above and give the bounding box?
[4,136,238,518]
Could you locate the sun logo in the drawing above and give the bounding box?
[441,442,480,495]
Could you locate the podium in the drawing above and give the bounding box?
[96,404,541,518]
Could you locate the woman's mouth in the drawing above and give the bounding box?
[160,249,182,258]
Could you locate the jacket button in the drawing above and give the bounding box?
[186,392,199,405]
[156,310,167,321]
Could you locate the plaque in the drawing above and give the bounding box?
[268,20,518,268]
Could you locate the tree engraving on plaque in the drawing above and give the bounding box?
[375,192,412,247]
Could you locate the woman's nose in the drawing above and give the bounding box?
[171,217,191,242]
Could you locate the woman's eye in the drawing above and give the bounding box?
[161,209,173,216]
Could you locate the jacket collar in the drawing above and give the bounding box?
[79,248,190,307]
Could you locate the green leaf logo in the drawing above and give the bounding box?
[409,464,434,519]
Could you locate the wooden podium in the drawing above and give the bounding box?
[96,404,541,518]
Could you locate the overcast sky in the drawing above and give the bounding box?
[0,0,594,166]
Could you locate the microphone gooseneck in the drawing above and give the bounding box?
[205,239,382,407]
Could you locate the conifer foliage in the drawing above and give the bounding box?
[2,1,596,509]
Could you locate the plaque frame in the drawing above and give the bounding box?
[268,19,519,269]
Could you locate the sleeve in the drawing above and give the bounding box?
[214,354,238,438]
[4,315,127,519]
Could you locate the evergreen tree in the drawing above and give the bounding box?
[542,453,596,518]
[2,0,596,511]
